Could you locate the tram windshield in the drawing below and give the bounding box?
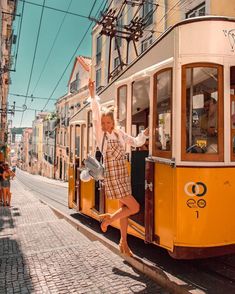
[185,66,219,154]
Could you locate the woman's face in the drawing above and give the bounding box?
[101,115,114,133]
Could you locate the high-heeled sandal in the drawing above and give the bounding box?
[99,213,111,233]
[119,242,133,257]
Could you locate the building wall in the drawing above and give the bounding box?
[55,56,91,181]
[0,0,17,153]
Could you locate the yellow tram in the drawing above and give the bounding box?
[68,17,235,259]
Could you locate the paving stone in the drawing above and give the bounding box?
[0,178,167,294]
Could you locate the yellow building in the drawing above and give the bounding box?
[0,0,17,161]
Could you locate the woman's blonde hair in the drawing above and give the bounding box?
[101,107,115,125]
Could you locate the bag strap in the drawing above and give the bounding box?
[100,132,107,164]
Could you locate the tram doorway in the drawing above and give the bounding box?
[130,78,150,227]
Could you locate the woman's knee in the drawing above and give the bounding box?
[131,201,140,215]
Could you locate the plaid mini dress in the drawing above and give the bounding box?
[104,138,132,199]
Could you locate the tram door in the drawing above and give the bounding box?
[130,78,150,226]
[71,124,86,211]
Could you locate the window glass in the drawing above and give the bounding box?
[96,69,101,90]
[185,67,218,154]
[132,78,150,137]
[143,0,153,27]
[75,125,80,157]
[117,86,127,131]
[154,70,172,155]
[186,2,205,18]
[96,35,102,65]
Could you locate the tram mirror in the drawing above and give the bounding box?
[131,78,150,137]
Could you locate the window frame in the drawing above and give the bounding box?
[96,35,102,65]
[153,68,173,158]
[186,2,206,19]
[181,62,224,162]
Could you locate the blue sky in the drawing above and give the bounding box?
[9,0,105,127]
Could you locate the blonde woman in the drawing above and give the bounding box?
[2,164,15,206]
[89,79,149,256]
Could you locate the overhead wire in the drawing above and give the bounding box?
[41,0,108,111]
[9,92,57,101]
[19,0,46,126]
[13,0,26,71]
[18,0,92,21]
[30,0,74,102]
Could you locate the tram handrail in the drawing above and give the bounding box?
[146,156,175,167]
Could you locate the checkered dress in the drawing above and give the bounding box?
[104,138,131,199]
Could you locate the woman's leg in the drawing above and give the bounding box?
[6,188,11,206]
[119,202,128,245]
[101,195,139,232]
[3,188,7,206]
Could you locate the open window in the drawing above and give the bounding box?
[131,78,150,148]
[117,85,127,131]
[153,68,172,158]
[181,63,224,161]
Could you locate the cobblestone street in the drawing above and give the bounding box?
[0,179,166,294]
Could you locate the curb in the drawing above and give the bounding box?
[40,200,200,294]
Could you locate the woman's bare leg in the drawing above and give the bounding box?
[101,195,139,232]
[7,189,11,206]
[3,188,7,206]
[119,202,128,244]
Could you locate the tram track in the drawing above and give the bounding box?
[16,171,68,208]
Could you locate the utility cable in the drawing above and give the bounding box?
[41,0,107,111]
[19,0,46,126]
[9,92,57,101]
[18,0,90,20]
[13,0,26,71]
[30,0,73,99]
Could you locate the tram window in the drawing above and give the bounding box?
[131,78,150,139]
[182,63,223,161]
[230,67,235,160]
[153,69,172,158]
[75,125,80,158]
[117,85,127,131]
[87,110,93,155]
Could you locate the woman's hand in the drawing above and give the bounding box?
[88,79,95,98]
[143,127,149,136]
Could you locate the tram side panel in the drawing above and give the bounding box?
[154,163,175,251]
[175,167,235,253]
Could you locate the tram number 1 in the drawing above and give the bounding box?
[195,211,199,218]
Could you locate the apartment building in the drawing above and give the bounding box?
[55,56,91,181]
[0,0,17,162]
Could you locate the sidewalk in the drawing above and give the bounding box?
[0,179,166,294]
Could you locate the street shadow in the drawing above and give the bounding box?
[70,212,235,294]
[0,206,34,293]
[112,265,164,293]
